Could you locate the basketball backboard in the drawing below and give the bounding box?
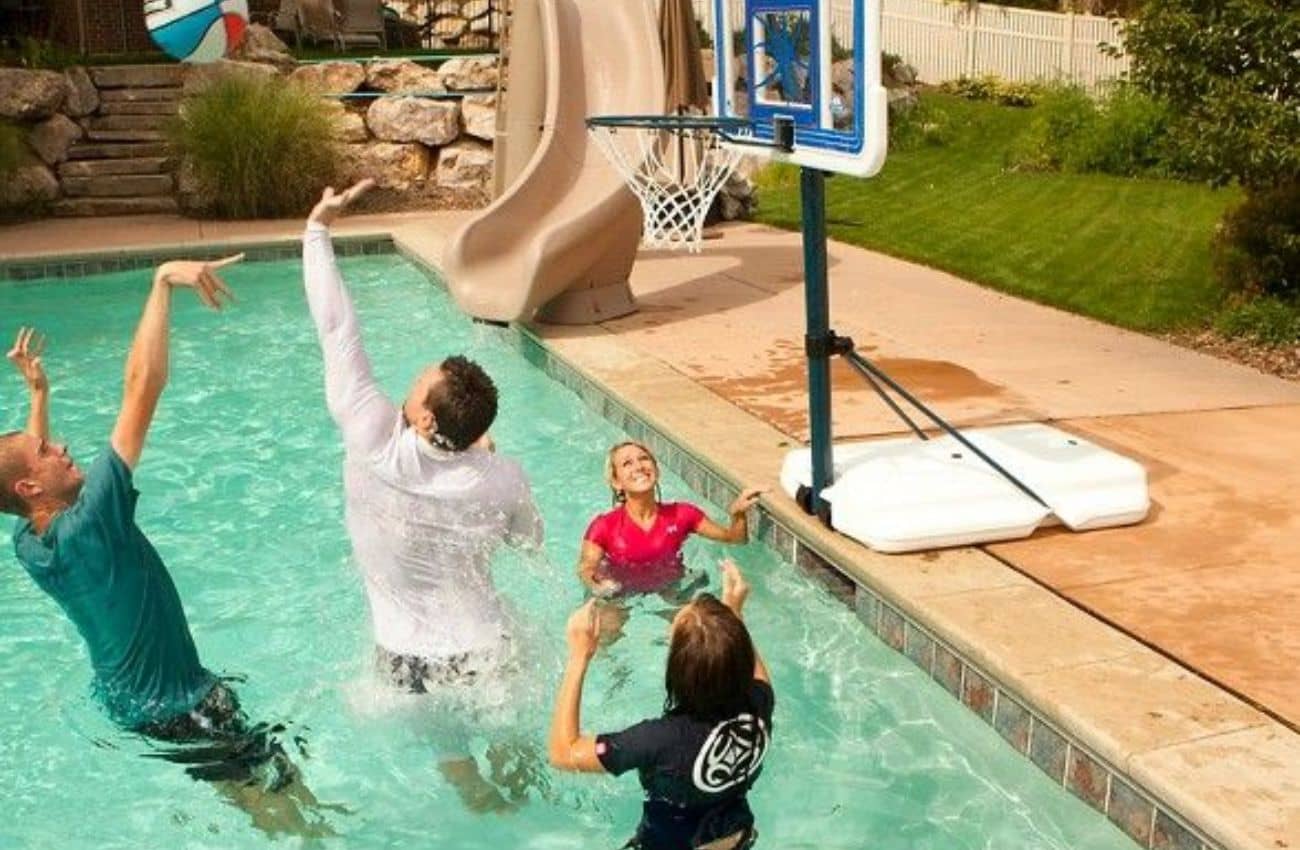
[707,0,887,177]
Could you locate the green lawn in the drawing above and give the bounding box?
[754,94,1240,333]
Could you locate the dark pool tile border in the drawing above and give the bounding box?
[513,326,1225,850]
[0,235,396,282]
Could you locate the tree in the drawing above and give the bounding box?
[1122,0,1299,299]
[1121,0,1299,190]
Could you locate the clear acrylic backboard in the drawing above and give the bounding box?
[708,0,887,177]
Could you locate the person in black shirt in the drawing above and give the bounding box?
[549,559,772,850]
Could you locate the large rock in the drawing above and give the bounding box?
[63,67,99,118]
[0,69,67,120]
[230,24,295,69]
[366,97,460,146]
[437,56,498,90]
[462,0,491,18]
[90,65,183,88]
[27,114,83,165]
[289,61,366,95]
[182,59,280,94]
[435,139,493,188]
[460,93,495,141]
[0,164,60,207]
[321,100,370,143]
[366,59,441,93]
[341,142,430,190]
[432,16,468,39]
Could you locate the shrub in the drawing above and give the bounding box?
[1213,183,1300,301]
[1068,85,1179,177]
[890,97,952,150]
[1214,297,1300,346]
[1009,84,1183,177]
[940,75,1040,107]
[168,74,339,219]
[1007,84,1095,171]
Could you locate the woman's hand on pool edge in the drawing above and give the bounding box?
[727,487,766,517]
[308,180,376,227]
[565,599,602,662]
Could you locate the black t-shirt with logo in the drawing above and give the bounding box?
[596,680,774,850]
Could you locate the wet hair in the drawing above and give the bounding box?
[0,431,30,517]
[664,594,756,722]
[604,440,661,505]
[426,355,498,451]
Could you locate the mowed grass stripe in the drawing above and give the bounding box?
[754,94,1239,333]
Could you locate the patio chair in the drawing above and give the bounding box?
[337,0,387,49]
[276,0,344,50]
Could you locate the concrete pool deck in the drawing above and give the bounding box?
[2,212,1297,850]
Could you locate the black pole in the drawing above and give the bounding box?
[800,167,833,518]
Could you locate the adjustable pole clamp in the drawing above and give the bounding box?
[805,330,856,359]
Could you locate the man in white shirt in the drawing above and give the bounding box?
[303,181,544,808]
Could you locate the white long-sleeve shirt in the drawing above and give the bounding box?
[304,224,544,660]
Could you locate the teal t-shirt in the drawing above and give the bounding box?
[12,446,216,728]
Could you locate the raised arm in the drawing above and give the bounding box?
[720,559,770,684]
[7,327,49,441]
[548,600,607,773]
[696,487,765,545]
[111,256,239,470]
[303,181,396,456]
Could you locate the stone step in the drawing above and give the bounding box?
[67,141,170,160]
[62,173,174,198]
[85,114,171,132]
[99,87,182,104]
[83,128,166,142]
[89,65,185,89]
[99,100,179,116]
[58,157,171,178]
[52,197,180,217]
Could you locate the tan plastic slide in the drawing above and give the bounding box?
[441,0,665,324]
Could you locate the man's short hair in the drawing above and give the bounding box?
[426,356,498,451]
[0,431,30,516]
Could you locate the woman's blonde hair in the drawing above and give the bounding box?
[605,440,661,505]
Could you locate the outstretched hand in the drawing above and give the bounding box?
[308,180,375,227]
[7,326,48,391]
[565,599,602,661]
[156,254,242,310]
[720,558,750,616]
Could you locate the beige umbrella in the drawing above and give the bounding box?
[660,0,709,113]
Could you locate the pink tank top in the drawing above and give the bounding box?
[583,502,707,593]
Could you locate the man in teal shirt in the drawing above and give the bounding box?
[2,259,323,834]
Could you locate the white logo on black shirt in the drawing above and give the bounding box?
[691,713,770,793]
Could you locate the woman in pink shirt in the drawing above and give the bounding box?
[578,441,763,598]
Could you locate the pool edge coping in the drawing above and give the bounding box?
[1,231,1288,850]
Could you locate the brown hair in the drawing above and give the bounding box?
[427,355,498,451]
[0,431,30,517]
[604,440,661,505]
[664,594,756,721]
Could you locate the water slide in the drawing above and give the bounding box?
[441,0,665,324]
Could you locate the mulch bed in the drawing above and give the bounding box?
[1163,330,1300,382]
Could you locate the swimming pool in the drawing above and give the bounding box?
[0,250,1138,848]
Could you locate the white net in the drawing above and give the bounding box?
[588,119,745,252]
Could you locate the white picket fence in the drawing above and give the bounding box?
[695,0,1130,93]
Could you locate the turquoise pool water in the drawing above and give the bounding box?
[0,252,1135,849]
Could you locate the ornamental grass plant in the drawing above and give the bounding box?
[169,74,339,219]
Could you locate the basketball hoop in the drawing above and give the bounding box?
[587,115,752,252]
